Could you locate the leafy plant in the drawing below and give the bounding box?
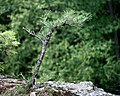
[0,31,20,73]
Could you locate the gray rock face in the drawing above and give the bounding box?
[1,75,118,96]
[34,81,119,96]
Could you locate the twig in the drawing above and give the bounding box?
[23,27,44,43]
[19,73,26,80]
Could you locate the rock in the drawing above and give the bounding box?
[0,76,119,96]
[33,81,119,96]
[30,92,36,96]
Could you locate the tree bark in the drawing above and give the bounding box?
[108,0,120,59]
[31,31,52,85]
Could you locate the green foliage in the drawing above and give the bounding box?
[0,0,120,94]
[0,31,19,72]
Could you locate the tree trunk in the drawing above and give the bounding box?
[108,0,120,59]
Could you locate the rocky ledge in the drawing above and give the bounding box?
[32,81,119,96]
[0,75,119,96]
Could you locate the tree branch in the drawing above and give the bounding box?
[23,27,44,43]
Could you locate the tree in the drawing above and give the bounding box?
[23,10,91,87]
